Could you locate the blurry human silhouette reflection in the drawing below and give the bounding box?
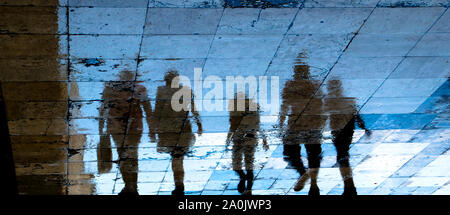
[325,79,371,196]
[152,70,202,195]
[226,92,268,195]
[279,53,325,195]
[98,70,153,195]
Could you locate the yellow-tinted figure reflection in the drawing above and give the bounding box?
[98,70,153,195]
[226,92,268,195]
[325,79,371,196]
[152,70,202,195]
[279,53,325,195]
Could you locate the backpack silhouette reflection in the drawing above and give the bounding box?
[151,70,202,195]
[325,79,371,196]
[98,70,153,196]
[226,92,268,195]
[279,53,326,195]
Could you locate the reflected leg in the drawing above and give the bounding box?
[171,152,185,195]
[113,134,139,195]
[332,129,357,196]
[305,132,322,196]
[243,142,256,194]
[284,135,309,192]
[283,143,306,176]
[97,134,113,173]
[232,142,246,193]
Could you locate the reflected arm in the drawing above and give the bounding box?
[258,113,269,151]
[191,92,202,135]
[98,107,106,135]
[226,116,239,149]
[98,89,107,135]
[279,101,288,129]
[142,99,156,141]
[260,130,269,151]
[355,114,371,136]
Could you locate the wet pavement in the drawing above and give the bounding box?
[0,0,449,195]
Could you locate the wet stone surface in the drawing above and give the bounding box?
[0,0,449,195]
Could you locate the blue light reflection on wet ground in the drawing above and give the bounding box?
[0,0,449,195]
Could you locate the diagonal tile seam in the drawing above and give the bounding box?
[262,3,304,77]
[201,7,226,76]
[376,55,449,192]
[358,7,449,120]
[433,180,450,194]
[108,0,152,195]
[156,165,171,193]
[165,8,227,148]
[184,7,226,189]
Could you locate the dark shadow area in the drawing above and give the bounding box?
[0,82,17,195]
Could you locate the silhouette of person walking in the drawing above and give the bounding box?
[279,53,326,195]
[152,70,202,195]
[226,92,268,195]
[98,70,153,195]
[325,79,371,196]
